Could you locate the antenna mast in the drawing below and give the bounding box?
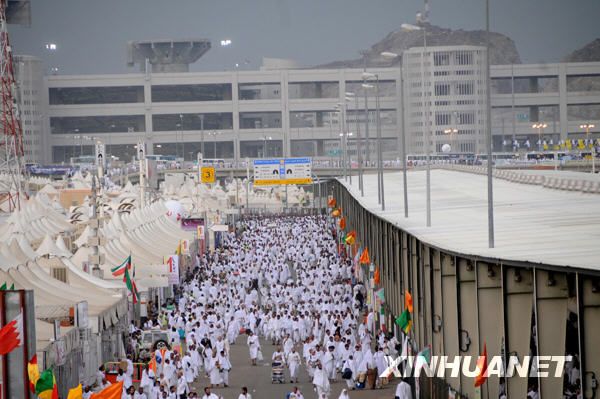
[0,0,24,212]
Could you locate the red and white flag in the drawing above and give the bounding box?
[0,312,23,355]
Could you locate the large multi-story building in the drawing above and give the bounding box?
[14,55,44,164]
[43,67,401,164]
[18,44,600,164]
[403,45,488,154]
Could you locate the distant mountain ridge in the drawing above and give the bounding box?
[316,23,521,69]
[564,38,600,62]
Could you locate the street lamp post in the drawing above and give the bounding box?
[179,114,184,163]
[485,0,495,248]
[580,123,596,173]
[261,135,272,158]
[400,23,430,225]
[362,73,385,210]
[444,128,459,152]
[532,123,548,152]
[200,114,205,159]
[347,91,364,196]
[208,131,221,159]
[335,104,348,180]
[381,51,409,217]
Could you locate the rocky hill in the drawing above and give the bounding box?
[562,38,600,121]
[316,23,521,68]
[564,38,600,62]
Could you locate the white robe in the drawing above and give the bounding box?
[247,335,260,359]
[313,368,331,397]
[208,357,222,385]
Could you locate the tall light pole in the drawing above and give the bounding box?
[335,104,348,180]
[363,73,385,210]
[347,91,364,196]
[485,0,495,248]
[401,22,430,225]
[381,51,408,217]
[261,135,272,158]
[444,128,459,152]
[532,123,548,152]
[580,123,596,173]
[200,114,205,159]
[179,114,184,163]
[208,131,221,159]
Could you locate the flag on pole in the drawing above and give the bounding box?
[327,197,336,208]
[395,309,412,334]
[344,230,356,245]
[405,290,413,313]
[35,368,58,399]
[0,312,23,355]
[374,266,380,285]
[67,384,83,399]
[0,282,6,290]
[415,345,432,371]
[27,355,40,393]
[375,288,385,303]
[123,267,139,304]
[474,342,488,387]
[90,381,124,399]
[359,247,370,264]
[331,208,341,218]
[339,217,346,230]
[111,255,131,277]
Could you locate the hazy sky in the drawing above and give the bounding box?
[10,0,600,75]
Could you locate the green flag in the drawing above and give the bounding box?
[0,282,6,291]
[35,368,56,399]
[9,283,14,290]
[395,309,412,334]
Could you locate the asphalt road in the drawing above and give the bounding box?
[189,336,396,399]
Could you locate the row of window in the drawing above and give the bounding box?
[50,137,399,162]
[48,81,398,105]
[49,109,399,134]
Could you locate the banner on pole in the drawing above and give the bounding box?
[166,256,180,285]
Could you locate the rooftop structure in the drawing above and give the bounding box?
[126,39,211,73]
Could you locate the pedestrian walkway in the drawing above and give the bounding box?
[190,336,393,399]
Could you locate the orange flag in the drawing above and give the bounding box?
[374,266,380,285]
[359,248,370,264]
[339,217,346,230]
[405,290,413,313]
[148,354,157,374]
[327,197,336,208]
[331,208,341,218]
[474,343,488,387]
[91,381,124,399]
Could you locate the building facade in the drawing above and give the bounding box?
[23,47,600,164]
[14,55,44,164]
[403,45,488,155]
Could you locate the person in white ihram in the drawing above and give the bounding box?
[394,377,412,399]
[247,330,260,366]
[312,361,331,398]
[288,347,302,383]
[338,389,350,399]
[201,386,220,399]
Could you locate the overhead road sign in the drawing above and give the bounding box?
[253,157,312,186]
